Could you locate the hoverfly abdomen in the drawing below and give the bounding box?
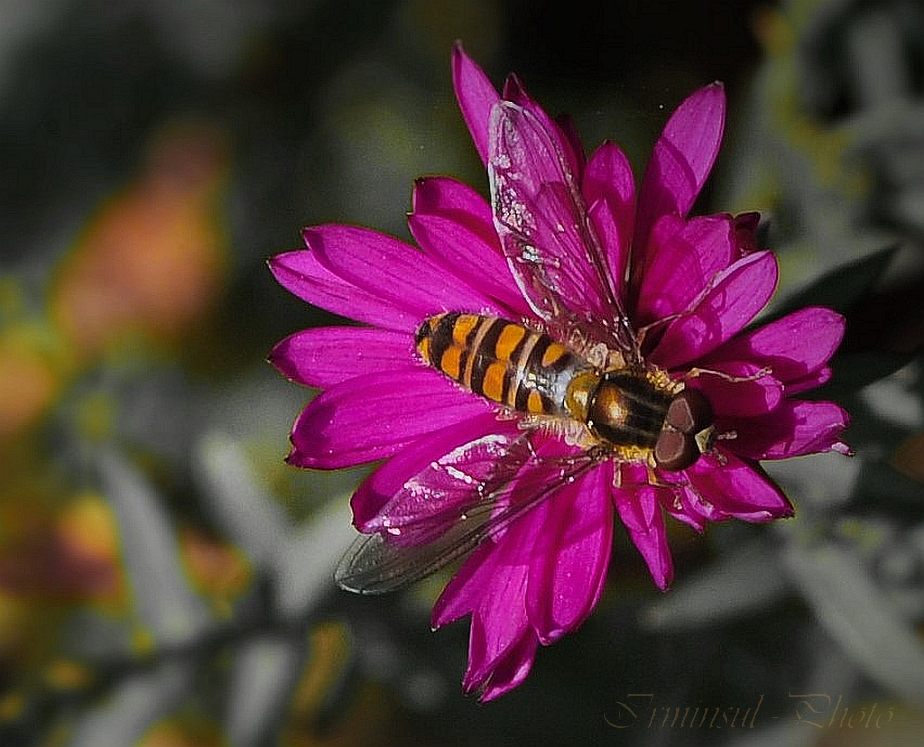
[415,313,585,417]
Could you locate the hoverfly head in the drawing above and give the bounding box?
[653,388,715,472]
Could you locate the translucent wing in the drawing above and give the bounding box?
[488,100,640,362]
[335,431,600,595]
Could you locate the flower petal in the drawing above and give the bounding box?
[476,631,538,702]
[650,250,779,369]
[412,176,497,248]
[432,539,492,627]
[660,489,708,533]
[305,225,503,321]
[612,481,674,590]
[733,211,760,257]
[584,142,636,298]
[686,449,794,521]
[635,214,735,325]
[431,434,585,628]
[703,307,845,384]
[724,400,850,460]
[408,213,528,314]
[502,74,584,178]
[350,412,508,528]
[672,484,733,524]
[525,461,613,644]
[452,42,500,165]
[287,367,492,469]
[688,362,784,418]
[463,563,530,692]
[554,113,587,176]
[785,367,832,396]
[587,199,627,303]
[269,326,412,388]
[268,250,417,332]
[583,141,636,240]
[634,82,726,258]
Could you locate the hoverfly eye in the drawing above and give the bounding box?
[654,429,699,472]
[666,388,714,435]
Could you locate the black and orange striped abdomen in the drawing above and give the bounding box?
[415,313,583,416]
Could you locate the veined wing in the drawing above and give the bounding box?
[335,431,601,595]
[488,100,640,363]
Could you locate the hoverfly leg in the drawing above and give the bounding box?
[635,312,684,349]
[643,464,687,490]
[682,366,773,383]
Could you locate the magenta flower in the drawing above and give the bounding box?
[269,45,849,701]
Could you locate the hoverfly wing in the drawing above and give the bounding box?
[335,531,431,595]
[336,431,533,594]
[334,431,599,595]
[488,100,639,361]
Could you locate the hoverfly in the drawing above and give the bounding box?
[335,100,716,595]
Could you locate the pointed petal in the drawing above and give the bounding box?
[502,73,584,178]
[269,327,412,388]
[785,366,832,395]
[686,449,794,521]
[452,42,500,165]
[584,141,636,245]
[584,141,637,298]
[613,483,674,590]
[351,412,508,528]
[460,546,531,688]
[651,250,779,369]
[526,461,613,644]
[476,631,538,702]
[305,225,503,321]
[287,367,492,469]
[269,250,417,332]
[412,176,497,248]
[660,488,708,533]
[724,400,850,460]
[636,215,735,325]
[703,307,845,384]
[733,211,760,257]
[408,213,528,314]
[432,539,493,627]
[587,199,628,304]
[554,113,587,175]
[635,83,726,256]
[674,483,732,524]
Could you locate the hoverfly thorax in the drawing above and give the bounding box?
[415,313,715,473]
[572,369,715,472]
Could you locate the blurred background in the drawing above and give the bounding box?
[1,0,924,745]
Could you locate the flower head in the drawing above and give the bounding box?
[269,44,849,701]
